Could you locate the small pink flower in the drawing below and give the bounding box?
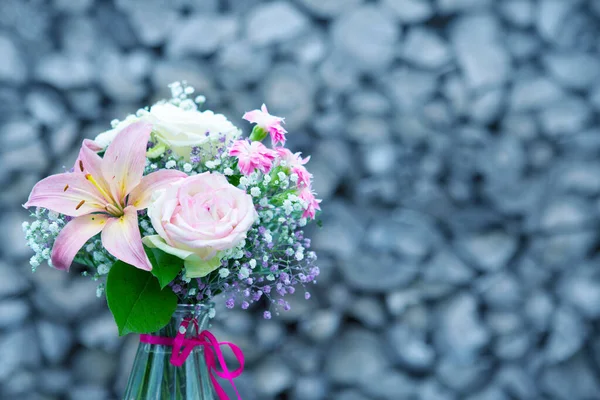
[298,186,321,220]
[275,148,312,187]
[229,140,277,176]
[243,104,287,146]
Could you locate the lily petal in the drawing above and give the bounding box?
[24,173,107,217]
[75,140,112,199]
[101,206,152,271]
[51,214,110,270]
[102,121,152,204]
[82,138,104,153]
[127,170,187,210]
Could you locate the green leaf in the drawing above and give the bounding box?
[106,260,178,336]
[145,245,184,289]
[227,174,242,187]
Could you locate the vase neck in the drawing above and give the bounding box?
[154,303,214,338]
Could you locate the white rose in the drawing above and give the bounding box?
[93,103,241,160]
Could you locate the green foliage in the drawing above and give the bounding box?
[106,260,177,336]
[145,246,184,289]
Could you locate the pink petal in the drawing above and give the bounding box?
[242,109,262,124]
[24,173,107,217]
[82,138,103,153]
[101,121,152,204]
[101,206,152,271]
[75,140,112,197]
[51,213,110,270]
[128,170,187,210]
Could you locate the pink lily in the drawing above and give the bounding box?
[243,104,287,146]
[24,121,187,271]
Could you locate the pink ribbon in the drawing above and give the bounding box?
[140,319,244,400]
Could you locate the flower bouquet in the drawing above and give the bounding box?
[22,82,321,399]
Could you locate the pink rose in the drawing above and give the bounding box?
[143,172,258,278]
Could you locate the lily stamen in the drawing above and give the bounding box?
[75,200,85,210]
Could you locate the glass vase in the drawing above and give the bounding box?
[123,303,216,400]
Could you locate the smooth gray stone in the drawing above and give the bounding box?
[25,88,67,126]
[216,41,272,89]
[387,323,435,372]
[254,319,285,350]
[2,369,36,396]
[167,15,238,57]
[280,30,327,66]
[478,136,526,183]
[98,51,150,103]
[505,29,542,60]
[37,320,73,364]
[282,339,322,375]
[0,212,38,260]
[325,329,388,385]
[510,76,564,111]
[0,326,40,380]
[496,365,538,399]
[246,2,309,46]
[72,349,117,386]
[499,0,534,27]
[545,306,587,364]
[35,54,94,89]
[296,0,362,17]
[349,296,387,329]
[362,143,397,176]
[419,379,458,400]
[540,353,600,400]
[68,385,110,400]
[436,358,493,393]
[0,33,26,83]
[537,196,591,231]
[424,249,474,286]
[127,7,178,47]
[292,375,329,400]
[535,0,579,46]
[333,390,370,400]
[318,53,360,92]
[347,116,391,143]
[361,370,419,399]
[38,368,73,396]
[524,290,554,332]
[253,356,294,396]
[494,330,531,360]
[438,0,492,13]
[312,201,364,259]
[402,27,452,69]
[0,119,39,150]
[300,309,341,342]
[50,120,79,157]
[331,5,398,72]
[450,13,511,90]
[554,160,600,195]
[465,386,510,400]
[0,261,29,297]
[347,90,392,117]
[0,299,30,328]
[342,252,418,292]
[435,293,490,362]
[77,312,120,352]
[455,231,518,272]
[383,0,433,22]
[485,311,523,336]
[469,87,505,124]
[559,269,600,318]
[543,51,600,90]
[386,67,438,111]
[476,273,523,310]
[539,97,592,137]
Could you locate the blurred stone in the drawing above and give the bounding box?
[326,329,388,385]
[332,5,398,72]
[296,0,361,17]
[555,161,600,195]
[334,390,370,400]
[37,320,73,364]
[0,34,26,83]
[469,87,505,124]
[0,262,29,297]
[217,41,272,89]
[0,326,40,380]
[318,53,360,92]
[383,0,433,22]
[499,0,534,27]
[402,27,452,69]
[543,51,600,90]
[254,319,285,350]
[476,273,522,310]
[420,379,458,400]
[38,368,72,396]
[424,248,475,286]
[313,201,364,258]
[128,7,178,47]
[0,299,30,328]
[36,54,94,89]
[539,97,591,137]
[2,369,35,396]
[292,375,329,400]
[524,290,554,332]
[436,358,492,393]
[281,31,327,66]
[72,349,117,386]
[246,2,309,46]
[25,88,67,126]
[262,64,315,130]
[361,370,419,399]
[505,29,541,60]
[496,365,538,399]
[68,385,110,400]
[0,212,36,260]
[537,196,590,231]
[559,270,600,318]
[299,309,340,342]
[510,76,563,111]
[535,0,579,46]
[435,293,490,362]
[387,323,435,372]
[545,306,587,364]
[77,312,120,352]
[347,116,391,143]
[540,353,600,400]
[342,252,418,293]
[494,330,531,360]
[438,0,492,13]
[253,356,294,397]
[167,15,238,57]
[347,90,391,117]
[466,386,510,400]
[349,296,387,329]
[455,231,518,272]
[450,13,511,90]
[98,51,150,103]
[283,338,322,375]
[386,67,438,111]
[362,143,396,175]
[50,120,79,156]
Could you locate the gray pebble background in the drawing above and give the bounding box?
[2,0,600,399]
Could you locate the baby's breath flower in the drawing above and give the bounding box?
[224,167,234,176]
[250,187,261,197]
[219,268,230,278]
[165,160,177,169]
[183,163,193,173]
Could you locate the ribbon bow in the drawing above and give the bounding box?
[140,319,244,400]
